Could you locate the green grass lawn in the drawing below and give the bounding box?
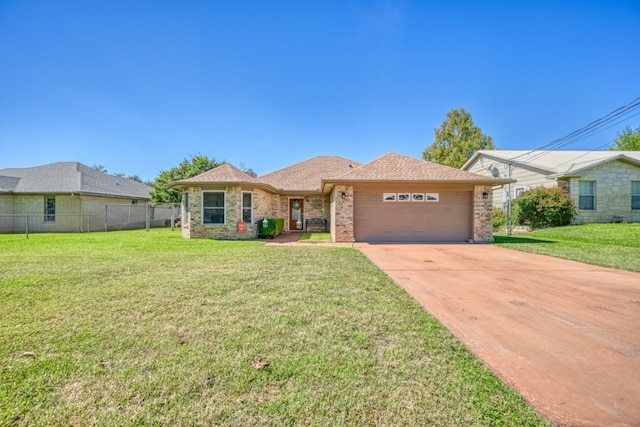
[298,233,332,243]
[494,223,640,272]
[0,230,547,426]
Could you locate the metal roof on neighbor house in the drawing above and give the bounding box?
[0,162,152,199]
[462,150,640,176]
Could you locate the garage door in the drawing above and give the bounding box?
[354,190,472,242]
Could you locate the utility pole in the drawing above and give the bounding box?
[507,161,512,236]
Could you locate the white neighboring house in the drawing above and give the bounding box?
[462,150,640,224]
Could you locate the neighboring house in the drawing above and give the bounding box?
[170,153,511,243]
[0,162,153,232]
[462,150,640,224]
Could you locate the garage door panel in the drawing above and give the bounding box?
[354,190,472,242]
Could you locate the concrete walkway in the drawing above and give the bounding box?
[358,244,640,427]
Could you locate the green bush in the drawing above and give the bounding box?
[514,187,576,229]
[493,208,507,231]
[257,218,285,239]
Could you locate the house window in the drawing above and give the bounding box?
[44,197,56,222]
[203,191,225,225]
[632,181,640,210]
[579,181,595,210]
[241,192,253,223]
[514,186,526,199]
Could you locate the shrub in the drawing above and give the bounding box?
[493,208,507,231]
[514,187,576,229]
[257,218,285,239]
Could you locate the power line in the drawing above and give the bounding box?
[509,97,640,164]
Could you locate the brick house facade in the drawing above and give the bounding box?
[171,153,511,243]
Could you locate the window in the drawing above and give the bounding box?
[242,192,253,223]
[203,191,225,225]
[632,181,640,210]
[579,181,595,210]
[44,197,56,222]
[514,186,526,199]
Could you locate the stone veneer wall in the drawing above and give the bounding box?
[568,160,640,224]
[331,185,354,242]
[473,185,494,243]
[181,186,279,239]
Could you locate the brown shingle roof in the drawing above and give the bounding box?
[172,163,261,185]
[327,152,512,183]
[259,156,361,192]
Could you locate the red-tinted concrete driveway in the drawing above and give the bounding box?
[358,244,640,427]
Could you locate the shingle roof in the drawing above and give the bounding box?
[173,163,261,185]
[0,162,152,199]
[327,152,511,183]
[463,150,640,175]
[259,156,361,192]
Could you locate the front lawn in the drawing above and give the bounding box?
[494,223,640,272]
[0,230,547,426]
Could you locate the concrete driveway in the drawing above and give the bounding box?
[357,243,640,427]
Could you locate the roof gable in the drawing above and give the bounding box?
[330,152,505,182]
[176,163,260,184]
[0,162,152,199]
[259,156,361,192]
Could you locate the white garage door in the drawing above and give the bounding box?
[354,190,472,242]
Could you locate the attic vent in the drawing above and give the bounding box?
[349,164,354,168]
[491,167,500,178]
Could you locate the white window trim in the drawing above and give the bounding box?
[632,181,640,211]
[241,191,253,224]
[202,190,226,226]
[514,186,526,199]
[578,180,596,211]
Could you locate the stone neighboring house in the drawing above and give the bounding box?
[462,150,640,224]
[170,152,511,243]
[0,162,152,232]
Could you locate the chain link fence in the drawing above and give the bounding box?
[0,203,180,236]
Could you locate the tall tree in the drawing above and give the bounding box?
[423,107,496,168]
[610,125,640,151]
[151,155,222,203]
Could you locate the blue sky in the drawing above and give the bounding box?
[1,1,639,181]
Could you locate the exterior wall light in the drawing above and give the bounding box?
[482,191,489,199]
[341,191,347,199]
[262,217,269,227]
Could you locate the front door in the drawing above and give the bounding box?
[289,198,304,231]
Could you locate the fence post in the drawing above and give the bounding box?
[105,205,108,232]
[170,204,175,231]
[146,204,151,231]
[25,214,29,239]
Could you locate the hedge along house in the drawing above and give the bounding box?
[171,153,512,243]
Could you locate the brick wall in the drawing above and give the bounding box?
[568,160,640,224]
[182,186,279,239]
[473,185,494,243]
[331,185,354,242]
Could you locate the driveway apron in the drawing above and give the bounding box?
[357,243,640,427]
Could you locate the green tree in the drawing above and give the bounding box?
[423,107,496,168]
[151,155,222,203]
[610,125,640,151]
